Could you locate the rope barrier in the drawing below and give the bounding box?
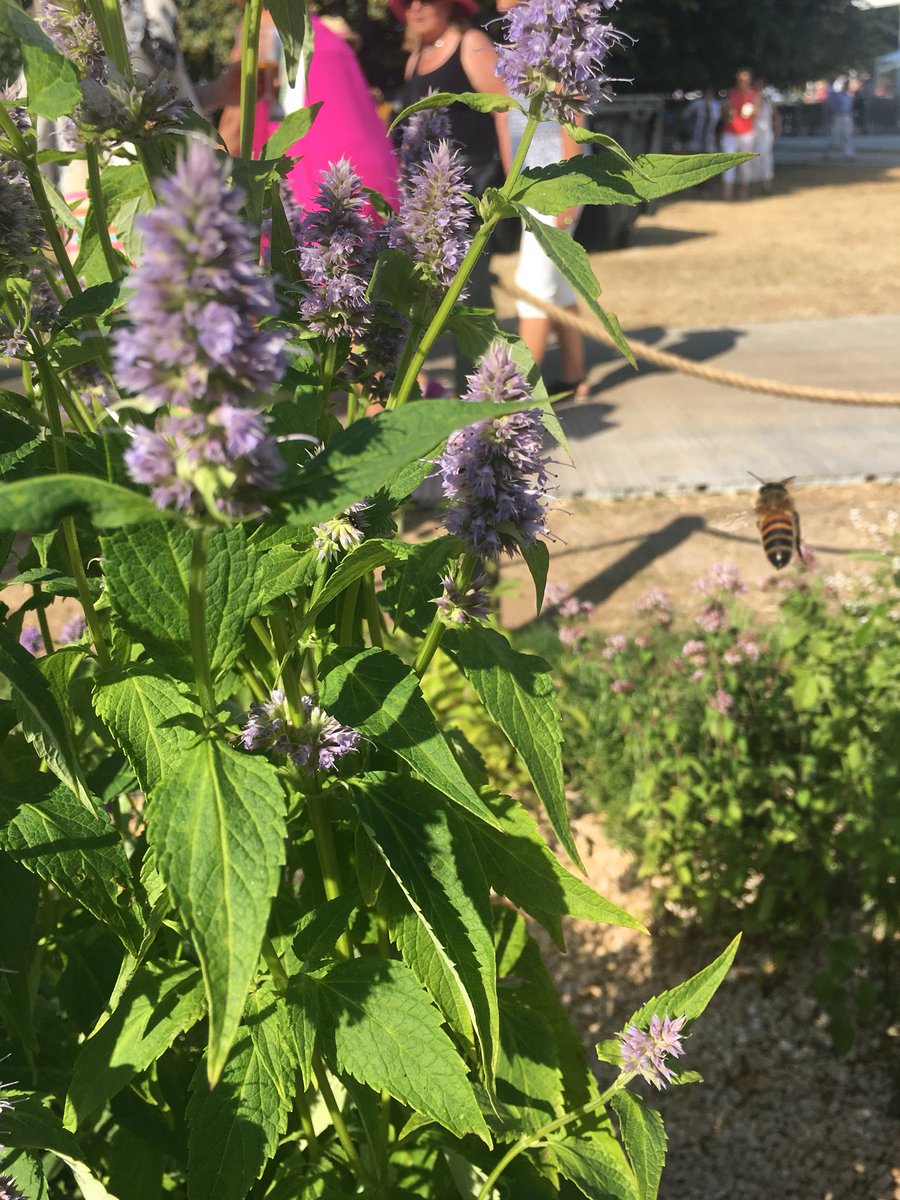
[495,279,900,407]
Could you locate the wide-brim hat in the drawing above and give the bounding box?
[388,0,479,23]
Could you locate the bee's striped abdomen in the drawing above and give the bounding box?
[759,512,796,568]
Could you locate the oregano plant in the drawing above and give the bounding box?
[0,0,749,1195]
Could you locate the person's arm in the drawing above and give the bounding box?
[460,28,511,172]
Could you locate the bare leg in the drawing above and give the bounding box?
[555,307,585,385]
[519,315,552,369]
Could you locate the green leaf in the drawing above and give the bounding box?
[253,542,319,608]
[390,90,524,133]
[513,203,635,367]
[0,777,143,954]
[264,0,313,87]
[148,739,287,1084]
[0,474,167,533]
[0,411,42,480]
[0,855,40,1056]
[65,960,205,1130]
[278,398,535,530]
[319,648,500,828]
[611,1092,666,1200]
[551,1129,639,1200]
[186,982,296,1200]
[101,525,261,677]
[443,625,580,865]
[302,539,406,631]
[350,773,498,1083]
[514,151,751,214]
[560,124,642,168]
[522,540,549,614]
[57,281,121,323]
[0,1095,123,1199]
[475,794,645,947]
[0,624,91,806]
[625,935,741,1032]
[293,893,359,964]
[0,0,80,118]
[381,534,461,636]
[306,957,491,1142]
[263,100,322,158]
[93,668,202,794]
[496,994,564,1131]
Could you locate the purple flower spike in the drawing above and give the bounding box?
[39,0,106,80]
[19,625,44,656]
[496,0,629,120]
[433,573,491,625]
[436,343,551,561]
[389,141,472,295]
[240,691,360,775]
[0,161,45,272]
[619,1013,687,1089]
[296,159,381,340]
[399,100,453,178]
[114,141,286,414]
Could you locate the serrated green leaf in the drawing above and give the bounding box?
[443,625,580,865]
[551,1129,639,1200]
[0,1148,48,1199]
[0,1097,122,1199]
[148,739,287,1084]
[253,542,319,608]
[475,794,645,948]
[0,474,167,533]
[263,100,322,158]
[93,668,202,794]
[513,203,635,367]
[264,0,313,87]
[278,398,534,530]
[390,90,524,133]
[309,957,491,1142]
[515,152,752,214]
[0,777,143,954]
[381,534,461,636]
[186,982,296,1200]
[57,281,121,323]
[522,540,549,614]
[0,411,42,480]
[496,994,563,1131]
[625,935,741,1032]
[65,960,205,1130]
[282,975,318,1091]
[0,624,91,804]
[0,0,80,118]
[320,648,499,827]
[302,538,406,631]
[293,893,359,964]
[350,773,498,1083]
[611,1092,666,1200]
[101,525,261,678]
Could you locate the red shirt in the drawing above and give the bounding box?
[723,88,758,135]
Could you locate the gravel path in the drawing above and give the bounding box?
[539,815,900,1200]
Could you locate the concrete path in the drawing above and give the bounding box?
[551,312,900,499]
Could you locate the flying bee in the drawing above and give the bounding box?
[751,474,801,569]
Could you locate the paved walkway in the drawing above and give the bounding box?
[551,312,900,499]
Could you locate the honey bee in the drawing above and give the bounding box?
[751,474,801,569]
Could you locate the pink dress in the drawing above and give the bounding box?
[254,16,399,212]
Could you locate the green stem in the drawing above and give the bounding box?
[34,587,53,653]
[294,1086,320,1153]
[189,526,218,720]
[384,295,432,411]
[87,0,132,77]
[85,143,123,281]
[305,789,352,960]
[262,935,290,992]
[363,576,384,649]
[320,338,339,408]
[312,1053,360,1169]
[338,578,361,646]
[413,553,477,678]
[389,103,543,411]
[239,0,264,161]
[35,352,110,667]
[475,1075,631,1200]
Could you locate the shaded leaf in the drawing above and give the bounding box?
[611,1092,666,1200]
[263,100,322,158]
[391,90,524,132]
[551,1129,638,1200]
[0,474,167,533]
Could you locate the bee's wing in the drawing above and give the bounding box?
[705,507,757,535]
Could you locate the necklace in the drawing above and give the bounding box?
[423,36,445,50]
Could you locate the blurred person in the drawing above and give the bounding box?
[720,68,759,200]
[826,76,855,159]
[394,0,511,393]
[495,0,588,398]
[752,78,781,193]
[218,10,399,210]
[682,86,721,153]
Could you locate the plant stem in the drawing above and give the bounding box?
[312,1053,360,1169]
[188,526,218,721]
[239,0,264,161]
[87,0,132,77]
[413,553,476,678]
[475,1075,631,1200]
[389,103,542,411]
[384,294,431,411]
[35,351,110,668]
[338,578,361,646]
[85,143,123,281]
[305,789,352,960]
[34,587,53,652]
[262,934,290,991]
[363,575,384,648]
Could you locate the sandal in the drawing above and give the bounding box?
[547,377,590,401]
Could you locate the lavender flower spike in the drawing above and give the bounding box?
[389,141,472,295]
[114,140,286,414]
[496,0,629,120]
[240,691,361,775]
[436,343,551,560]
[433,573,491,625]
[619,1013,687,1089]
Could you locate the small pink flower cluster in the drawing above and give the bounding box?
[708,689,734,714]
[611,678,635,694]
[634,587,673,627]
[602,633,629,660]
[696,600,728,634]
[695,560,747,597]
[551,584,595,647]
[722,632,761,666]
